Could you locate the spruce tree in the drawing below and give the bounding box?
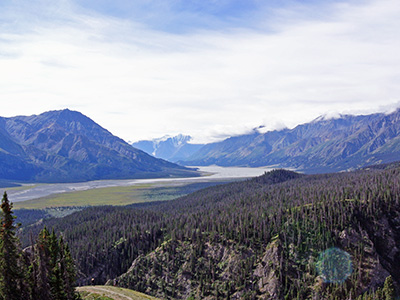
[49,229,66,299]
[59,237,79,300]
[383,275,395,300]
[0,192,24,300]
[33,228,80,300]
[0,194,80,300]
[35,227,52,300]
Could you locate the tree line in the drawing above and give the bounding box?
[0,192,80,300]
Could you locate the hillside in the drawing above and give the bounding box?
[132,135,204,162]
[19,164,400,299]
[182,109,400,173]
[78,285,160,300]
[0,109,198,182]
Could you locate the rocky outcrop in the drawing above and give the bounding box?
[253,239,282,299]
[113,239,257,300]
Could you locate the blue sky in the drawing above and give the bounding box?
[1,0,399,143]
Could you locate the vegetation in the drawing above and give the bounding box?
[79,291,113,300]
[13,207,84,226]
[18,165,400,299]
[0,192,80,300]
[13,181,231,209]
[78,286,160,300]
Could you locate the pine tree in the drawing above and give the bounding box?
[35,227,52,300]
[383,275,395,300]
[33,228,80,300]
[28,232,39,300]
[0,194,80,300]
[0,192,25,300]
[48,229,66,299]
[59,237,79,300]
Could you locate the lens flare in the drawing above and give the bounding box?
[316,247,353,284]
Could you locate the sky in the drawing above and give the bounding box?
[1,0,399,144]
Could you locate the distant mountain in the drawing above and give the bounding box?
[0,109,198,182]
[132,134,204,162]
[181,109,400,173]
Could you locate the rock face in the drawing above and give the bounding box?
[253,240,282,299]
[182,109,400,173]
[0,109,198,182]
[337,228,390,292]
[113,240,257,300]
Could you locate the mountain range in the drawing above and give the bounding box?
[132,134,204,162]
[3,108,400,183]
[0,109,198,183]
[180,109,400,173]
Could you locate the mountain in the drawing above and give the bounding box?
[181,109,400,173]
[20,164,400,299]
[132,134,204,162]
[0,109,198,182]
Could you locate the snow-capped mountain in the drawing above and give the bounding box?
[132,134,204,162]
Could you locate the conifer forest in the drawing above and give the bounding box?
[8,163,400,299]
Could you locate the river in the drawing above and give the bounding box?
[4,166,274,203]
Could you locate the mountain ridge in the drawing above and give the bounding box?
[0,109,198,182]
[181,109,400,173]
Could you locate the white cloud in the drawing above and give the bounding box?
[0,0,399,143]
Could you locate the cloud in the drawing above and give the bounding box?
[0,0,399,143]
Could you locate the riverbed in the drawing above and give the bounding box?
[3,166,273,203]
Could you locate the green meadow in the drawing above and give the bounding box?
[13,180,232,209]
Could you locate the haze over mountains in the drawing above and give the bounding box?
[0,109,198,183]
[178,109,400,173]
[132,134,204,162]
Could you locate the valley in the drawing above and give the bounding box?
[2,109,400,299]
[6,166,273,209]
[2,0,399,298]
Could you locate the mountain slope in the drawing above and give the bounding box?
[182,109,400,173]
[21,165,400,299]
[0,109,198,182]
[132,135,204,162]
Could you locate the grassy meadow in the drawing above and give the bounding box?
[13,180,232,209]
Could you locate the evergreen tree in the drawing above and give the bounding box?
[0,192,25,300]
[48,229,66,299]
[383,275,395,300]
[0,194,80,300]
[35,227,52,300]
[59,237,79,300]
[33,228,80,300]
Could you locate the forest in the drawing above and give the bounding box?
[0,192,80,300]
[13,163,400,299]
